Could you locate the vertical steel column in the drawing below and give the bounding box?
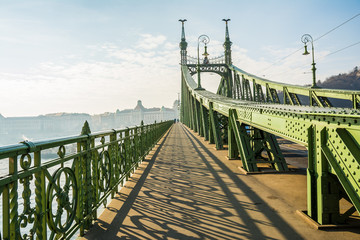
[307,126,343,224]
[209,102,223,150]
[195,99,203,136]
[307,126,317,219]
[200,99,209,141]
[191,95,198,133]
[228,111,239,159]
[316,127,341,224]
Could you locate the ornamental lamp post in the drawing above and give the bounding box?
[301,34,317,88]
[195,34,210,90]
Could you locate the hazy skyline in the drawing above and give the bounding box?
[0,0,359,117]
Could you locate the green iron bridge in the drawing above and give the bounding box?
[0,20,360,239]
[179,20,360,226]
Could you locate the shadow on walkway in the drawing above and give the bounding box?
[81,123,310,239]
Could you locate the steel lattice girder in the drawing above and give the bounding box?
[181,65,360,225]
[229,65,360,108]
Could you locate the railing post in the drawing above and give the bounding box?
[9,156,19,240]
[78,121,92,235]
[110,129,118,197]
[133,126,138,172]
[34,151,46,239]
[140,121,145,161]
[3,172,10,240]
[125,128,130,180]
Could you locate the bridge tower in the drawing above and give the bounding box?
[179,19,188,65]
[180,21,360,227]
[179,20,288,171]
[223,19,232,65]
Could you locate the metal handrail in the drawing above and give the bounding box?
[0,120,173,239]
[230,65,360,104]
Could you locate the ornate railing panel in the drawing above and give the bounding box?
[0,120,173,239]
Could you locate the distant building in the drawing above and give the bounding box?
[0,100,178,145]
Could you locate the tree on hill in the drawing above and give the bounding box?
[318,66,360,90]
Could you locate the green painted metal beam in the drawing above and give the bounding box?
[181,63,360,224]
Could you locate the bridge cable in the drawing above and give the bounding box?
[313,13,360,42]
[323,40,360,57]
[261,12,360,73]
[268,40,360,79]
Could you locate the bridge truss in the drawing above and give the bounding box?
[180,20,360,225]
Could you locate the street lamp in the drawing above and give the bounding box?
[301,34,317,88]
[195,34,210,90]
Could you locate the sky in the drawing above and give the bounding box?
[0,0,359,117]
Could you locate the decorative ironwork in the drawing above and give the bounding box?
[187,64,228,77]
[57,145,66,158]
[186,55,225,65]
[19,154,35,240]
[98,150,111,195]
[0,120,173,239]
[47,167,77,234]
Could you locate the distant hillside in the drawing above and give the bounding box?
[277,67,360,107]
[318,66,360,90]
[317,66,360,108]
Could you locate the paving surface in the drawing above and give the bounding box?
[81,123,360,240]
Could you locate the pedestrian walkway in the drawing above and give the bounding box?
[81,123,360,239]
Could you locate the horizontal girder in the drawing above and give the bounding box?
[181,64,360,224]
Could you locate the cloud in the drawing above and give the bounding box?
[0,33,180,117]
[0,32,335,117]
[135,34,166,50]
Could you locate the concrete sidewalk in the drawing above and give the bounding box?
[81,123,360,239]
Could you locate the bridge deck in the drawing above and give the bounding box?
[81,123,360,239]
